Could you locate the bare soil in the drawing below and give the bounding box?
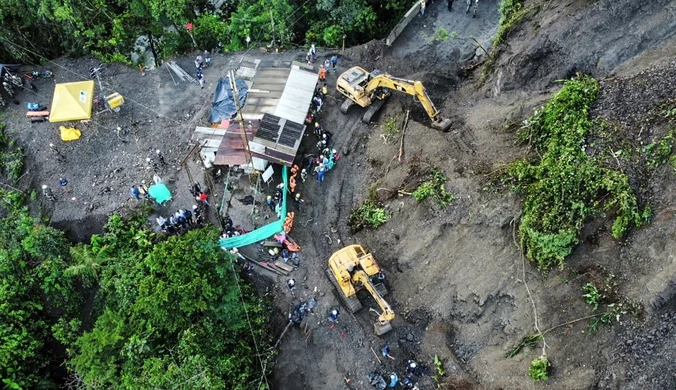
[2,0,676,389]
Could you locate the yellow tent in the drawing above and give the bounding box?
[49,81,95,123]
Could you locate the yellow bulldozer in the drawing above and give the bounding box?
[326,245,394,335]
[336,66,452,131]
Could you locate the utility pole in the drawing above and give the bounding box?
[229,69,252,170]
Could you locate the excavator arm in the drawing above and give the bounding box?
[365,75,452,131]
[353,271,395,335]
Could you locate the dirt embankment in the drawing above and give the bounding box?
[272,0,676,389]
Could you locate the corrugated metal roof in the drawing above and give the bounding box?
[213,121,258,167]
[274,66,320,124]
[194,59,317,168]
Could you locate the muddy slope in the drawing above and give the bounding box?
[490,0,676,94]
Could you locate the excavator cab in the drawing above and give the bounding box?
[326,245,394,335]
[336,66,452,131]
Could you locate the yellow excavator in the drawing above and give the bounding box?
[336,66,452,131]
[326,245,394,335]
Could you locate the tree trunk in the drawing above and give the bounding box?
[147,31,160,68]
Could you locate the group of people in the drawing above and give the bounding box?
[189,181,210,207]
[155,206,204,234]
[421,0,479,15]
[368,351,423,389]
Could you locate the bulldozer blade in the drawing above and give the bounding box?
[432,117,453,132]
[374,321,393,336]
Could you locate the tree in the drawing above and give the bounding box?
[70,221,271,389]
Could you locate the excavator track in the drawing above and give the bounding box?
[326,268,363,313]
[340,98,355,114]
[361,98,387,124]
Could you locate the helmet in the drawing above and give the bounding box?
[331,310,338,316]
[192,205,198,210]
[42,185,47,189]
[323,133,327,139]
[267,195,272,200]
[302,168,306,173]
[315,122,320,127]
[296,193,301,199]
[409,362,417,368]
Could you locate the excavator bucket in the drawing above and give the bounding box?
[374,321,393,336]
[432,117,452,132]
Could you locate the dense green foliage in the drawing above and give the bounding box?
[0,121,25,183]
[0,0,411,63]
[0,192,81,388]
[504,77,647,272]
[0,183,270,388]
[348,200,390,231]
[412,168,455,207]
[69,216,270,389]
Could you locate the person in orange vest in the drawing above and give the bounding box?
[319,65,326,81]
[289,176,297,193]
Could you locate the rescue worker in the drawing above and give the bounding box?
[184,208,194,226]
[267,195,276,212]
[130,185,141,201]
[322,83,328,96]
[324,59,331,73]
[295,193,304,212]
[42,185,55,201]
[300,168,308,183]
[318,65,326,81]
[406,360,419,375]
[203,50,211,67]
[389,373,398,388]
[193,205,204,225]
[310,44,317,61]
[314,122,323,137]
[330,55,338,69]
[328,307,340,323]
[139,180,150,200]
[448,0,453,11]
[198,191,209,206]
[316,164,326,183]
[287,278,296,296]
[420,0,426,15]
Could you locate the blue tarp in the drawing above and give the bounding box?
[220,166,288,249]
[210,77,248,124]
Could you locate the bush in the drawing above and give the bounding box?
[528,355,550,381]
[348,200,390,231]
[412,168,455,208]
[504,76,646,272]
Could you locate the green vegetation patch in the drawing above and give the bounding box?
[0,120,25,183]
[348,200,391,231]
[504,77,648,272]
[528,355,550,381]
[0,177,272,388]
[480,0,538,85]
[412,168,455,208]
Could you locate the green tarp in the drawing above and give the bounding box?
[220,166,288,249]
[148,183,172,204]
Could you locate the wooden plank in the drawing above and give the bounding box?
[274,260,294,273]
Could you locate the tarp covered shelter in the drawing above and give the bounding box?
[220,166,288,249]
[210,77,248,124]
[49,81,95,123]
